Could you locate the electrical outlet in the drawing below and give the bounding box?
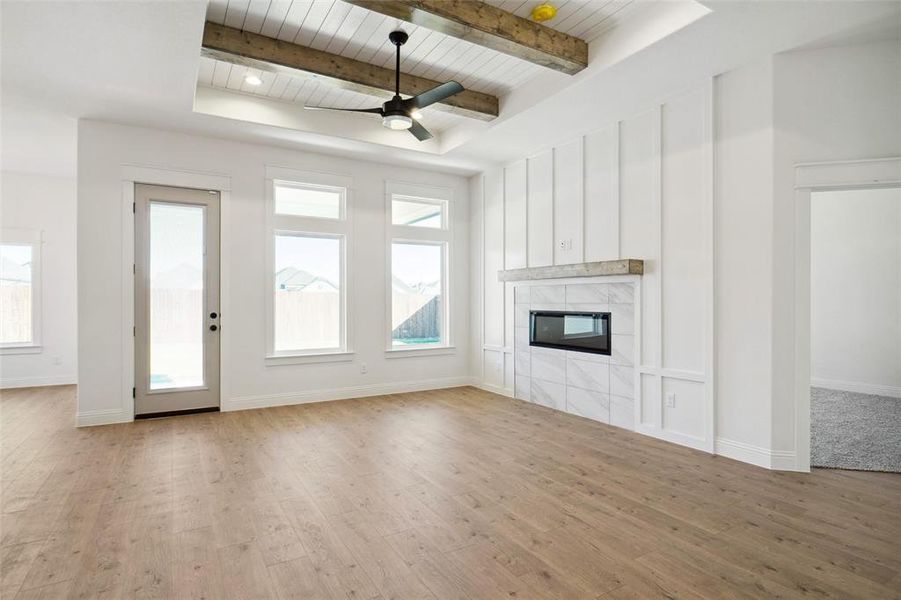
[665,393,676,408]
[360,362,368,374]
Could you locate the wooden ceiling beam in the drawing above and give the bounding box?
[343,0,588,75]
[201,22,499,121]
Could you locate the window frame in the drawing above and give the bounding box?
[265,167,353,364]
[0,228,42,354]
[385,181,453,355]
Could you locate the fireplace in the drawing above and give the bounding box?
[529,310,611,355]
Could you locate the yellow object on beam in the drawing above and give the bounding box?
[531,3,557,22]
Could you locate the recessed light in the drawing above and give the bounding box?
[244,74,263,86]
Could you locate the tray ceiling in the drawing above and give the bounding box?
[199,0,637,133]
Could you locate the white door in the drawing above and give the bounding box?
[134,184,220,416]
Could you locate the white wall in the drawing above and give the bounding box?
[811,187,901,397]
[472,80,716,453]
[770,40,901,456]
[77,121,471,424]
[0,172,78,387]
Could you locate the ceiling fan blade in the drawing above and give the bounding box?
[408,120,433,141]
[406,81,464,109]
[304,106,383,114]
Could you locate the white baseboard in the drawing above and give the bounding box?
[715,437,800,471]
[811,378,901,399]
[1,375,77,389]
[224,376,476,412]
[77,408,133,427]
[472,381,514,398]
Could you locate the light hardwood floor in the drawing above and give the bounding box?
[1,385,900,599]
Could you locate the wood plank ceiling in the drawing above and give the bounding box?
[198,0,636,133]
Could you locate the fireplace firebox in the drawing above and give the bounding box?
[529,311,611,355]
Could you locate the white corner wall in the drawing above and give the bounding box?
[77,121,471,425]
[770,40,901,459]
[811,188,901,397]
[0,172,78,388]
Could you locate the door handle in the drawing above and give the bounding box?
[210,324,218,332]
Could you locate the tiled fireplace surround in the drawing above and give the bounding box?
[513,280,638,431]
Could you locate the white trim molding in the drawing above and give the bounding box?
[791,156,901,472]
[715,438,798,471]
[77,407,133,427]
[795,157,901,190]
[224,377,474,412]
[0,375,76,389]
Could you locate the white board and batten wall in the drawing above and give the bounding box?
[472,81,715,454]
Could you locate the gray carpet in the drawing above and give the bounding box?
[811,387,901,473]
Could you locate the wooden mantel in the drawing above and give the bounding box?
[498,259,644,282]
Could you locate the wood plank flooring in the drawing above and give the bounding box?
[1,384,900,599]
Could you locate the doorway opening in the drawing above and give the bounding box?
[809,186,900,472]
[134,183,221,417]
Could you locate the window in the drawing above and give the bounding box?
[274,181,343,219]
[0,229,42,351]
[266,168,352,360]
[387,182,452,351]
[392,196,445,228]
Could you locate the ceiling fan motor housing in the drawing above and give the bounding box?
[389,30,409,46]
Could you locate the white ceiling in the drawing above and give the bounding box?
[2,1,900,177]
[199,0,639,134]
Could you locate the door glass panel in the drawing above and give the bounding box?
[149,202,205,389]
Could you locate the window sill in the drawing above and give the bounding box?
[265,351,355,366]
[0,345,42,355]
[384,346,456,359]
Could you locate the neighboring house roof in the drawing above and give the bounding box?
[392,275,439,296]
[276,267,338,291]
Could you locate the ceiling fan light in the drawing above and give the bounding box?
[383,114,413,130]
[410,109,423,120]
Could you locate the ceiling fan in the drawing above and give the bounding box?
[304,30,464,141]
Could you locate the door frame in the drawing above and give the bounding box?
[121,166,231,421]
[792,157,901,472]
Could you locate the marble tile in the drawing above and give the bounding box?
[610,365,634,399]
[566,283,608,304]
[609,282,634,304]
[566,387,610,424]
[531,285,565,305]
[531,379,565,410]
[515,376,531,401]
[564,303,609,314]
[565,349,609,364]
[514,327,530,353]
[514,285,531,305]
[566,357,609,392]
[530,303,566,312]
[531,350,566,384]
[514,305,530,328]
[514,348,530,377]
[610,394,635,430]
[610,334,634,367]
[610,303,635,335]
